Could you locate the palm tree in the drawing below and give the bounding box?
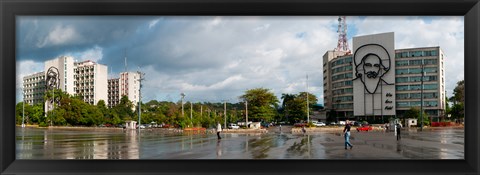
[281,93,296,122]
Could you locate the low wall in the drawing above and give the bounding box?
[221,129,268,133]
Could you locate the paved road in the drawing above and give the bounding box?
[16,126,464,159]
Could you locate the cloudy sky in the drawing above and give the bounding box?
[16,16,464,104]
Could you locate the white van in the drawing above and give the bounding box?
[228,123,240,129]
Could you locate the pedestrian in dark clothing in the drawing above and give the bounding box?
[343,120,353,150]
[396,123,402,140]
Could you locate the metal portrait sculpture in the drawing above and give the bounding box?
[353,43,393,94]
[45,66,60,104]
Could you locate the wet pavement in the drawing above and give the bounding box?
[16,126,464,159]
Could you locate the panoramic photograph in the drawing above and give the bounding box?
[15,16,464,159]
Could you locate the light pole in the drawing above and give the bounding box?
[245,100,248,128]
[181,93,185,118]
[306,74,310,123]
[137,71,145,130]
[22,88,25,128]
[224,100,227,129]
[190,101,193,127]
[420,61,425,131]
[51,88,54,126]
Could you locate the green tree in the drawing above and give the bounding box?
[115,96,134,121]
[404,107,429,127]
[239,88,279,122]
[30,103,45,124]
[448,80,465,123]
[280,93,296,123]
[453,80,465,104]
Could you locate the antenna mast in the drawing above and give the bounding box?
[124,49,127,73]
[335,16,350,53]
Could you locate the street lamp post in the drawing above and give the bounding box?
[306,74,310,123]
[181,93,185,118]
[224,100,227,129]
[137,71,145,130]
[22,89,25,128]
[245,100,248,128]
[420,62,425,131]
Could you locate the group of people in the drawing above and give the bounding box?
[342,120,402,150]
[216,121,403,151]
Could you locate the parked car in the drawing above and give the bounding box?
[356,124,373,132]
[228,123,240,129]
[312,121,326,127]
[294,122,307,127]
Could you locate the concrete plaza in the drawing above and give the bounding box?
[16,126,464,159]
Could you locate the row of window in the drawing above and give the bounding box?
[25,94,44,99]
[332,65,353,74]
[396,101,439,108]
[396,76,437,83]
[24,76,45,82]
[395,50,438,58]
[332,80,353,88]
[331,57,353,67]
[396,84,438,91]
[333,96,353,102]
[333,103,353,109]
[396,59,438,67]
[396,92,439,99]
[395,67,437,75]
[332,73,353,81]
[332,88,353,95]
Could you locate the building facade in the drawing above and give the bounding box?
[394,47,446,120]
[325,54,354,120]
[323,33,446,122]
[73,60,108,105]
[107,78,120,108]
[119,72,141,106]
[44,56,75,94]
[322,50,350,111]
[23,71,46,105]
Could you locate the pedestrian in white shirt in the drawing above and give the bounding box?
[217,123,222,140]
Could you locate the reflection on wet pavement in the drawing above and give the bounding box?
[16,127,464,159]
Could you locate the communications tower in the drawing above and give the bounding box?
[335,16,350,54]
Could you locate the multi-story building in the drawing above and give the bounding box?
[323,36,445,122]
[324,54,354,120]
[394,47,446,119]
[322,50,350,111]
[23,56,141,110]
[23,71,46,105]
[73,60,108,105]
[44,56,75,94]
[119,72,141,106]
[44,56,75,112]
[107,78,120,108]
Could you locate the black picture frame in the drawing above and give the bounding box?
[1,0,479,175]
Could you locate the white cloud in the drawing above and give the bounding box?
[37,25,81,48]
[78,46,104,62]
[17,16,463,104]
[64,46,104,62]
[148,19,161,29]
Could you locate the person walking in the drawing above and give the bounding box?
[343,120,353,150]
[216,122,222,140]
[396,123,402,141]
